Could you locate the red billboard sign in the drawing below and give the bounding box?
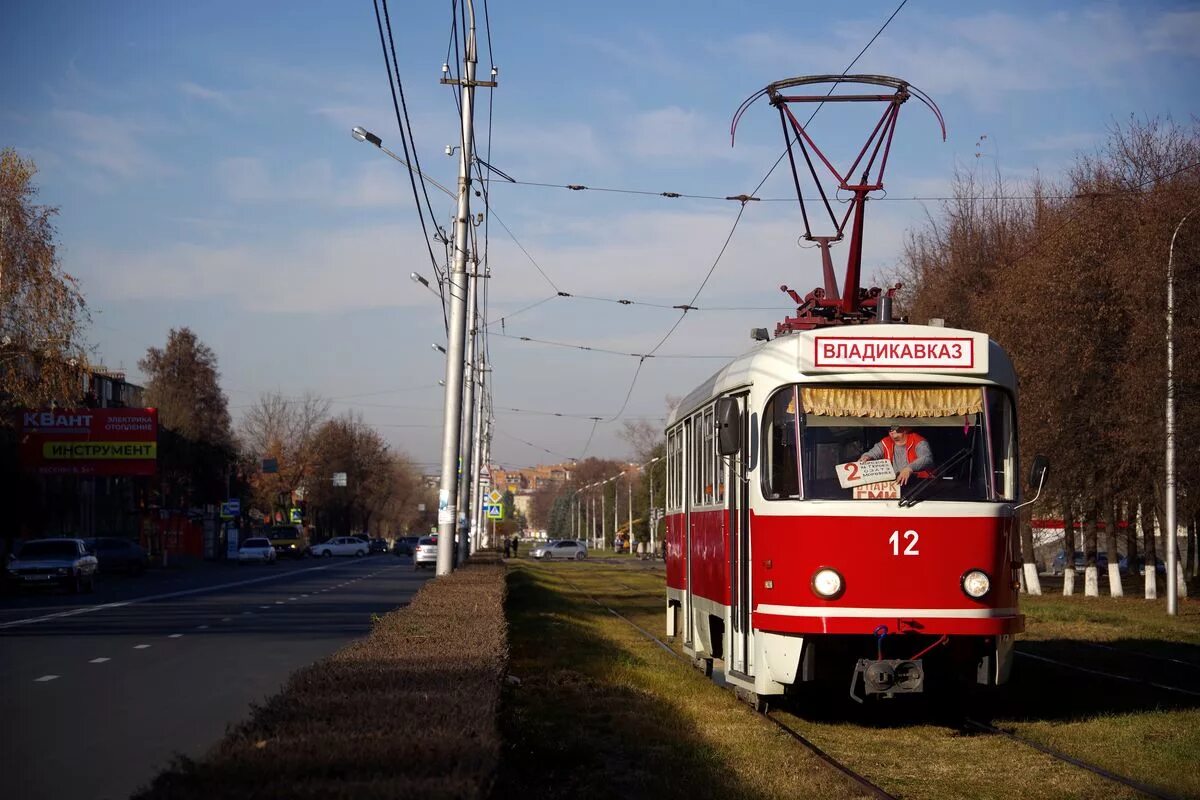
[18,408,158,476]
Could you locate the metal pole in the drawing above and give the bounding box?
[436,1,479,576]
[649,464,656,554]
[601,489,606,551]
[628,474,633,555]
[468,360,486,558]
[1166,207,1195,615]
[457,268,479,567]
[613,477,619,551]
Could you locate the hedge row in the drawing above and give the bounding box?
[134,554,507,800]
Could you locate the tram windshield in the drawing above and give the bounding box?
[762,385,1016,502]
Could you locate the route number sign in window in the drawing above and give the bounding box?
[836,459,897,489]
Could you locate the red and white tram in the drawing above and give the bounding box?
[663,323,1047,703]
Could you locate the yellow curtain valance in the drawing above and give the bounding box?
[801,387,983,418]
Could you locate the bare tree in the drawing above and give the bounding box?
[240,392,330,517]
[0,148,89,414]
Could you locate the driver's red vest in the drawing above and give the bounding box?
[880,433,932,478]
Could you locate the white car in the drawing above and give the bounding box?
[310,537,369,558]
[533,540,587,560]
[413,536,438,569]
[237,537,277,563]
[6,538,99,592]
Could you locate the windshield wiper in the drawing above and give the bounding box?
[898,446,972,508]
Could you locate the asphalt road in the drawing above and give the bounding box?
[1,554,432,800]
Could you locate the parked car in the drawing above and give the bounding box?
[1049,550,1108,575]
[263,526,308,559]
[83,537,149,575]
[532,540,587,561]
[309,537,368,558]
[237,537,277,563]
[369,538,389,555]
[393,535,420,556]
[5,538,98,593]
[1118,555,1167,576]
[413,536,438,569]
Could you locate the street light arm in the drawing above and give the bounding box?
[351,126,456,200]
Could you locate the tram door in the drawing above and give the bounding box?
[727,393,751,675]
[682,417,694,649]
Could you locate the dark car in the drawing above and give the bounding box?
[6,538,98,593]
[83,537,149,575]
[369,538,388,554]
[393,536,420,556]
[1118,555,1167,576]
[1049,550,1107,575]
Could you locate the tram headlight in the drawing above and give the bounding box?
[961,569,991,599]
[811,568,844,600]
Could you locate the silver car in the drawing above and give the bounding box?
[413,536,438,569]
[533,540,587,561]
[6,538,99,593]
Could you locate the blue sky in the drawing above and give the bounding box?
[3,1,1198,470]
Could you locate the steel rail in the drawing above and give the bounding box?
[555,567,899,800]
[1016,650,1200,699]
[963,718,1184,800]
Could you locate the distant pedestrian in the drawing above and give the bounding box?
[511,536,520,558]
[504,538,512,558]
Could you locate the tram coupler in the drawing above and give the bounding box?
[849,658,924,703]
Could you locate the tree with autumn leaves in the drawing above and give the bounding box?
[897,116,1200,598]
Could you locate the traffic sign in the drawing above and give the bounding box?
[488,489,502,503]
[484,502,503,520]
[220,499,240,519]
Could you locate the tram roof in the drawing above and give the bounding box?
[666,323,1017,427]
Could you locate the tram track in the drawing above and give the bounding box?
[550,563,1186,800]
[962,718,1185,800]
[557,571,897,800]
[1016,649,1200,698]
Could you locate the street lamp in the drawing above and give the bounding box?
[350,126,455,199]
[1165,206,1196,616]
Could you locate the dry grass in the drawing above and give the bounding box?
[494,561,875,799]
[133,554,508,800]
[507,560,1200,799]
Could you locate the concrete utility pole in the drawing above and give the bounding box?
[613,477,619,550]
[627,475,633,555]
[457,265,479,567]
[1165,207,1196,615]
[436,0,481,575]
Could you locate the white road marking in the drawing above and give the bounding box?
[221,617,232,622]
[89,657,110,664]
[0,561,360,630]
[275,600,284,605]
[196,624,209,630]
[133,644,151,650]
[35,675,59,682]
[242,611,253,616]
[168,634,183,639]
[259,605,270,609]
[288,597,298,601]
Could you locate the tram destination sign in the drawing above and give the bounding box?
[801,328,989,375]
[18,408,158,477]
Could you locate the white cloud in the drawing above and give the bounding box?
[49,109,172,182]
[215,156,420,208]
[85,222,435,314]
[179,81,233,110]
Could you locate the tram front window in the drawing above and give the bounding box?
[761,386,1016,502]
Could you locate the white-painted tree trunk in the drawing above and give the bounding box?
[1023,562,1042,595]
[1063,568,1075,595]
[1174,546,1189,598]
[1107,562,1123,597]
[1084,565,1099,597]
[1145,566,1157,600]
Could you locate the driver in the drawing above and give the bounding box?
[858,425,933,486]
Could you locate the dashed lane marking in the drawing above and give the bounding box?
[196,624,209,630]
[133,644,151,650]
[35,675,59,682]
[89,657,110,664]
[0,561,368,630]
[168,634,183,639]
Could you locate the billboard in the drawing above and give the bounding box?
[18,408,158,476]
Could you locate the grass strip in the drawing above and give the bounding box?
[494,559,879,799]
[521,560,1181,800]
[134,555,507,800]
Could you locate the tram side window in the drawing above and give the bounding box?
[762,388,800,500]
[986,389,1016,500]
[691,414,704,506]
[703,407,716,504]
